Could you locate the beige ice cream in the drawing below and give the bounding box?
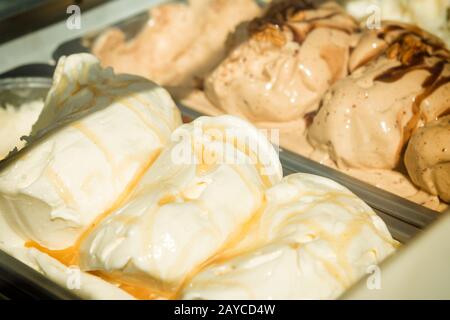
[92,0,261,88]
[339,0,450,48]
[307,23,450,209]
[405,116,450,202]
[308,23,449,169]
[0,100,44,160]
[0,53,182,250]
[181,173,397,300]
[0,182,134,300]
[204,0,358,124]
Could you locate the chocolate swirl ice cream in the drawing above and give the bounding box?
[309,22,449,169]
[308,22,450,209]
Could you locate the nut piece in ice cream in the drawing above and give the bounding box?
[308,23,450,170]
[181,173,397,300]
[405,116,450,202]
[79,115,282,299]
[0,53,182,250]
[204,0,358,124]
[93,0,261,87]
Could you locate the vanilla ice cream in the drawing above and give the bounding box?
[204,0,358,124]
[0,53,182,250]
[93,0,261,88]
[79,115,282,299]
[0,100,44,160]
[405,116,450,203]
[339,0,450,47]
[181,173,397,300]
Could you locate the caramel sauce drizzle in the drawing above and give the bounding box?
[25,120,276,299]
[173,192,399,294]
[172,199,268,298]
[25,149,162,289]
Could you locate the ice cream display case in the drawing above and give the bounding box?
[52,0,445,235]
[0,0,449,300]
[53,0,450,213]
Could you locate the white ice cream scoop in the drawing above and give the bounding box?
[181,173,397,300]
[0,53,182,250]
[79,115,282,295]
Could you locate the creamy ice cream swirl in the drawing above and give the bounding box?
[182,173,397,300]
[78,115,283,299]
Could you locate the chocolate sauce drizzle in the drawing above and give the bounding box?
[371,24,450,142]
[308,23,450,130]
[374,26,448,82]
[249,0,357,45]
[304,110,318,127]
